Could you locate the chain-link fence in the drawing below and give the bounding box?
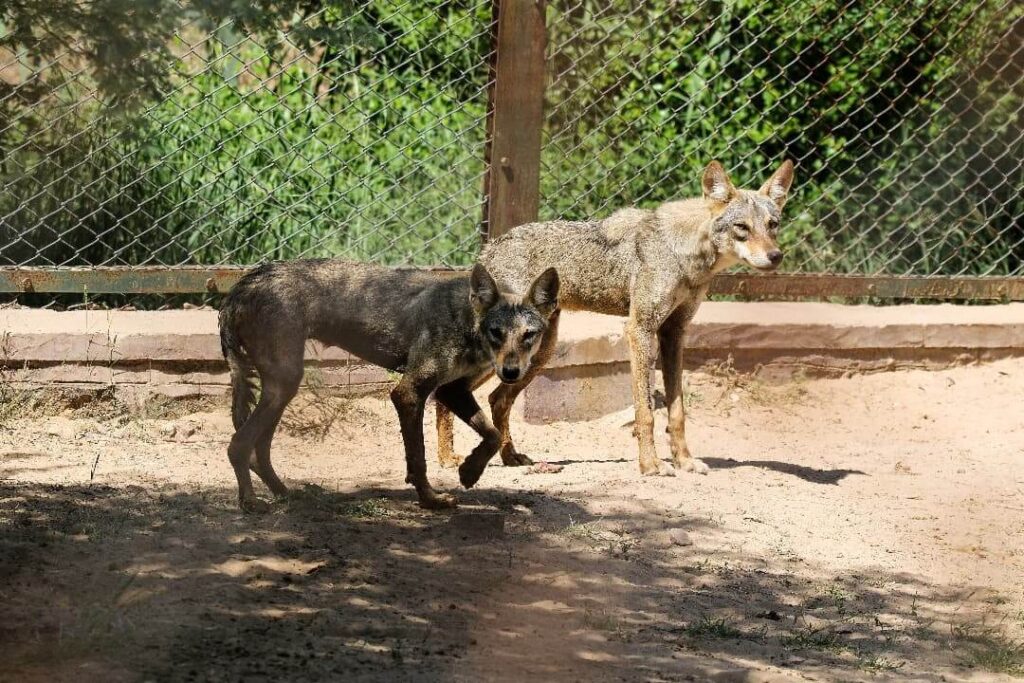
[541,0,1023,278]
[1,1,493,270]
[1,1,1022,296]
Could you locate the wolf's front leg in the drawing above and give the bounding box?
[434,380,502,488]
[626,317,673,477]
[658,305,708,475]
[391,379,457,510]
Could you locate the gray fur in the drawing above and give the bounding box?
[219,258,559,512]
[438,160,795,476]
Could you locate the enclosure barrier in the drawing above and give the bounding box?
[1,0,1021,300]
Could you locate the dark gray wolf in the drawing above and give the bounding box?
[219,259,559,512]
[437,160,794,477]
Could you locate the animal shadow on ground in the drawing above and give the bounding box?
[702,456,866,484]
[0,481,1017,681]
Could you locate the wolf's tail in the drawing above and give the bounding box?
[219,305,257,430]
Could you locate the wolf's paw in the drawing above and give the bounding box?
[500,450,534,467]
[639,459,676,477]
[240,496,272,514]
[459,459,487,489]
[676,458,709,475]
[419,491,458,510]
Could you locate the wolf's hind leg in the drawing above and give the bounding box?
[658,305,708,475]
[229,395,288,513]
[488,309,561,466]
[227,342,303,512]
[250,367,302,496]
[435,403,461,469]
[627,314,673,477]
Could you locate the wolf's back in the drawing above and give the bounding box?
[480,212,648,315]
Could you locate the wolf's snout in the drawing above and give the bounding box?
[499,366,521,383]
[767,249,784,267]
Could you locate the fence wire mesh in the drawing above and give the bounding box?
[541,0,1023,277]
[1,1,1022,285]
[1,1,492,269]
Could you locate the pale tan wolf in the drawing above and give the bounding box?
[436,160,794,476]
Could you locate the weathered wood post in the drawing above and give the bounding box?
[482,0,547,242]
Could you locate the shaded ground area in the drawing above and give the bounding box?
[2,360,1024,682]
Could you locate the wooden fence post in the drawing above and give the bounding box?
[482,0,547,242]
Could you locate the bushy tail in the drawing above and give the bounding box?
[219,307,257,430]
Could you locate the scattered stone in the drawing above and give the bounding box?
[525,461,563,475]
[44,420,86,440]
[159,423,177,439]
[894,460,913,474]
[668,529,693,547]
[176,423,197,440]
[799,615,831,631]
[755,610,782,621]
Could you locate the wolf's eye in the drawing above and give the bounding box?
[487,325,504,340]
[522,330,538,344]
[732,223,749,241]
[768,220,779,232]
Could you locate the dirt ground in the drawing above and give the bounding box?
[2,359,1024,682]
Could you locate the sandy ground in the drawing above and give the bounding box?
[2,360,1024,682]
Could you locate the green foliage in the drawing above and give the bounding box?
[540,0,1024,275]
[1,0,490,266]
[0,0,1021,276]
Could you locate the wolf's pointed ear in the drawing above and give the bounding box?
[759,159,795,209]
[526,267,559,317]
[702,161,736,204]
[470,263,499,315]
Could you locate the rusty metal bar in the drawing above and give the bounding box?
[0,266,466,294]
[2,267,1023,300]
[708,273,1024,301]
[0,266,248,294]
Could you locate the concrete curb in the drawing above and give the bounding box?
[3,303,1023,419]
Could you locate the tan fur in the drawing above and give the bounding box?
[439,160,794,475]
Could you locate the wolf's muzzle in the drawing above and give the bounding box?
[498,366,521,383]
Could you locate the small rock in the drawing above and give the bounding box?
[668,529,693,546]
[159,424,177,439]
[799,615,831,631]
[525,462,563,475]
[45,420,86,440]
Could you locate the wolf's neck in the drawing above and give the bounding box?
[654,200,719,279]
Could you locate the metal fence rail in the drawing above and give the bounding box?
[1,1,1022,300]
